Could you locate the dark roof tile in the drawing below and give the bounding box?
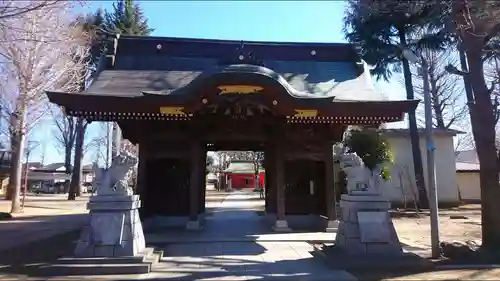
[88,55,377,100]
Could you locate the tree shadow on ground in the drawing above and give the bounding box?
[316,244,500,281]
[0,227,81,278]
[145,255,342,281]
[347,266,500,281]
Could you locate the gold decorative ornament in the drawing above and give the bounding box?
[217,85,263,95]
[159,106,186,116]
[293,109,318,117]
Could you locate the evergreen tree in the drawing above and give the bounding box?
[343,0,449,209]
[346,0,500,250]
[104,0,154,36]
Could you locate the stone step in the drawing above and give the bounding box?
[40,248,161,275]
[147,250,164,270]
[40,263,151,275]
[57,248,155,264]
[153,249,164,259]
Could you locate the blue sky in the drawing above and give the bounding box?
[32,0,406,165]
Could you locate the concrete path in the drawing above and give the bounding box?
[147,190,356,281]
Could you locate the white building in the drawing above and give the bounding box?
[378,128,461,206]
[455,150,480,202]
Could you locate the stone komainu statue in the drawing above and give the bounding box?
[92,151,138,196]
[334,143,382,195]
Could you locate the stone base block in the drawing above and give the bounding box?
[313,244,433,271]
[186,219,202,230]
[335,194,402,255]
[142,212,207,230]
[265,213,326,230]
[272,220,291,232]
[74,195,146,258]
[325,220,339,232]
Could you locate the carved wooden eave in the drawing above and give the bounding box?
[46,91,416,125]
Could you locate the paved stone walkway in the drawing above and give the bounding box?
[146,190,356,281]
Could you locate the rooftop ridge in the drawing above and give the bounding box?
[116,34,354,48]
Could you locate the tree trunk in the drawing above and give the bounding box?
[68,118,85,200]
[465,44,500,249]
[429,73,445,128]
[8,111,25,213]
[459,47,480,146]
[64,145,72,194]
[399,29,429,208]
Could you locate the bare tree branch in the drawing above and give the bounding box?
[403,46,467,130]
[0,0,62,20]
[455,132,475,154]
[0,1,90,209]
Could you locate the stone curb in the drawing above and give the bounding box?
[311,243,434,271]
[435,264,500,270]
[313,243,500,275]
[398,237,431,250]
[311,243,330,265]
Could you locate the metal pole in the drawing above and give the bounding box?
[421,59,440,258]
[106,122,110,167]
[21,150,29,209]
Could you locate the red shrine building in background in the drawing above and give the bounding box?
[223,160,265,189]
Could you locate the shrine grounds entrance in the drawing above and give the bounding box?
[41,35,420,278]
[201,142,333,232]
[136,131,336,233]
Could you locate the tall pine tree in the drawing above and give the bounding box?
[104,0,154,36]
[343,0,448,209]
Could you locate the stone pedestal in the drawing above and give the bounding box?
[186,219,201,230]
[325,220,339,232]
[74,195,146,257]
[335,193,402,255]
[272,220,291,232]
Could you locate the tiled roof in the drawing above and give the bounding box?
[224,162,256,173]
[40,162,65,170]
[83,35,384,101]
[37,162,95,172]
[86,59,380,101]
[456,162,480,172]
[82,164,94,171]
[455,149,479,164]
[22,161,43,170]
[380,128,463,137]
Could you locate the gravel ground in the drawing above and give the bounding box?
[392,204,482,249]
[350,267,500,281]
